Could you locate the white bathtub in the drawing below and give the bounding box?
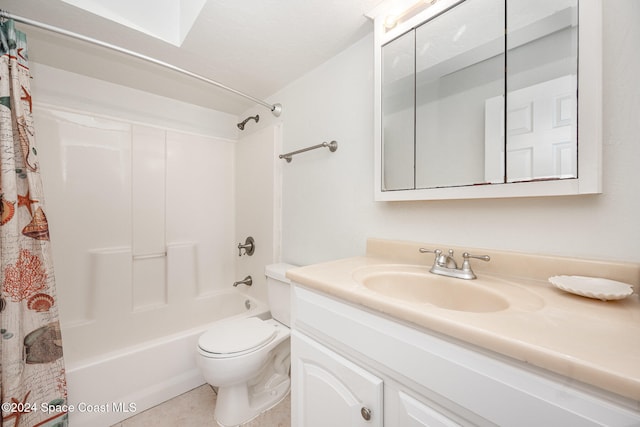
[65,291,269,426]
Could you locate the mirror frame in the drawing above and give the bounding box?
[369,0,602,201]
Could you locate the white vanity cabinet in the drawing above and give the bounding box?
[291,331,383,427]
[384,385,465,427]
[292,329,462,427]
[291,283,640,427]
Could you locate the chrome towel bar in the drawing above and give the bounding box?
[279,140,338,163]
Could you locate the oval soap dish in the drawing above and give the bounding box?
[548,275,634,301]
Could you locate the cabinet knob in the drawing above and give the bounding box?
[361,406,372,421]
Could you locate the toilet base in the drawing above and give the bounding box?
[214,342,291,427]
[215,380,290,427]
[214,374,290,427]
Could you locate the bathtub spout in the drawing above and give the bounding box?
[233,276,252,287]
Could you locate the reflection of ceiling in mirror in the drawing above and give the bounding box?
[509,0,577,30]
[415,0,577,71]
[383,32,414,84]
[416,0,503,67]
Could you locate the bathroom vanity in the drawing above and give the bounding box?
[288,239,640,426]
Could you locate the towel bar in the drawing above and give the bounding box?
[279,141,338,162]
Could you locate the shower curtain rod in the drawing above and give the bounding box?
[0,10,282,117]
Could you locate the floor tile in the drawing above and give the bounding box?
[114,385,290,427]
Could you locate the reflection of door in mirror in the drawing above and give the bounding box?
[485,76,577,182]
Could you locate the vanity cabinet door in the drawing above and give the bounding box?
[388,389,462,427]
[291,331,383,427]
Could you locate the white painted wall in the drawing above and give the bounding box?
[235,124,283,302]
[242,1,640,266]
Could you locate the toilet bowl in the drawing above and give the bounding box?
[197,263,295,427]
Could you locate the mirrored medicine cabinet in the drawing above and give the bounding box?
[370,0,602,201]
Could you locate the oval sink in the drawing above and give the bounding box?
[354,266,510,313]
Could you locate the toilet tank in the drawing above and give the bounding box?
[265,263,296,327]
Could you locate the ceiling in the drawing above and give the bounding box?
[2,0,386,116]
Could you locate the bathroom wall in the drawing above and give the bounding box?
[235,124,283,302]
[241,1,640,265]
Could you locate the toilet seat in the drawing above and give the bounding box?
[198,317,277,357]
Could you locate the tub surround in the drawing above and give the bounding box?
[287,238,640,402]
[32,62,283,427]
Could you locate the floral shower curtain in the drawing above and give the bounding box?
[0,19,68,426]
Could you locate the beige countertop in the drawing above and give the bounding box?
[287,239,640,402]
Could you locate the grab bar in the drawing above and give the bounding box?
[279,140,338,163]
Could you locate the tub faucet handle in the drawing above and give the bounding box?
[237,236,255,256]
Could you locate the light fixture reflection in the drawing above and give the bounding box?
[383,0,439,32]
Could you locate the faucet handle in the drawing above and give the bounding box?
[461,252,490,272]
[462,252,490,262]
[419,248,442,257]
[420,248,455,268]
[457,252,490,279]
[419,248,441,264]
[419,248,441,254]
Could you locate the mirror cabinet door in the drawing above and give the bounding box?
[503,0,578,183]
[415,0,505,189]
[382,29,415,191]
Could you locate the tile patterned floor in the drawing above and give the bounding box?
[112,385,290,427]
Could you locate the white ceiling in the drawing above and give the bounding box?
[57,0,209,47]
[3,0,386,115]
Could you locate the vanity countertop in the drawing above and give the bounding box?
[286,239,640,402]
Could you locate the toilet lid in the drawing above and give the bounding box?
[198,317,277,355]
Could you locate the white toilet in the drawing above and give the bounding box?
[197,263,295,427]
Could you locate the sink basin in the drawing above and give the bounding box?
[353,265,510,313]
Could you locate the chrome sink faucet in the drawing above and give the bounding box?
[419,248,490,280]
